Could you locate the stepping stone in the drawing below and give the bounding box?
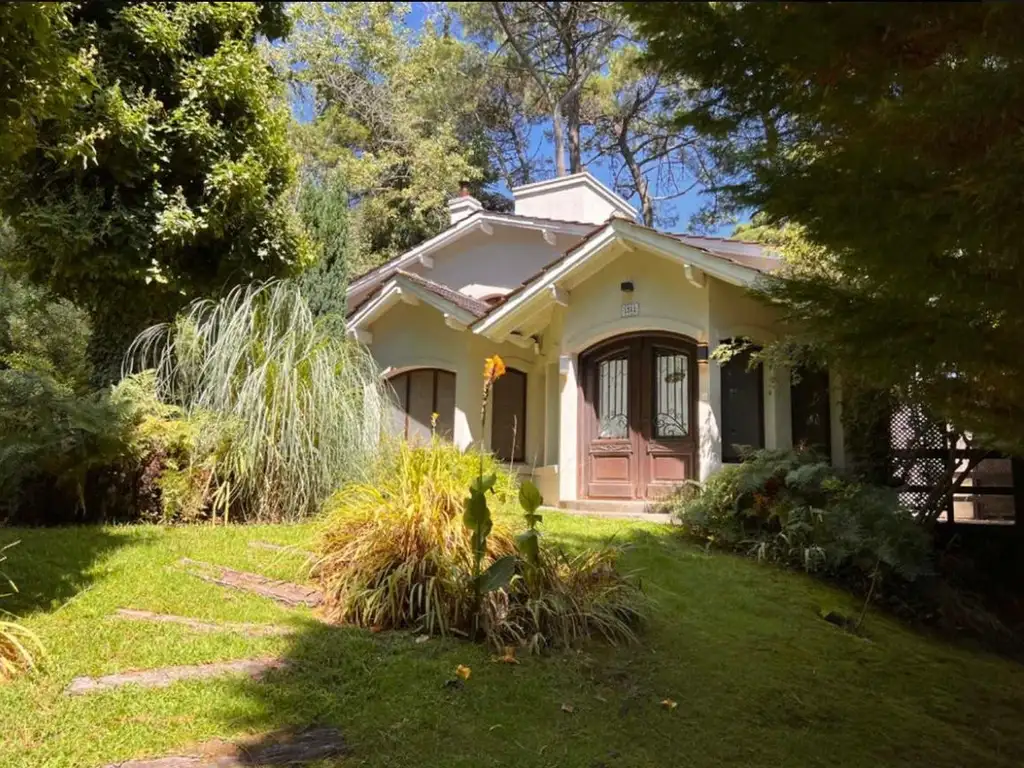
[248,540,315,559]
[66,658,286,696]
[113,609,291,638]
[102,726,346,767]
[179,558,323,608]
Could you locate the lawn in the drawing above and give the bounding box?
[1,513,1022,768]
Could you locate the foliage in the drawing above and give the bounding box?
[0,545,41,681]
[0,270,136,523]
[314,440,643,651]
[295,170,350,332]
[0,266,91,393]
[315,440,518,637]
[671,450,934,589]
[127,280,388,521]
[0,3,92,169]
[278,2,494,274]
[626,3,1024,452]
[0,2,308,381]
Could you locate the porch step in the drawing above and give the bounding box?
[555,500,676,524]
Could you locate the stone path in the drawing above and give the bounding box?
[102,726,346,767]
[114,609,291,638]
[66,658,286,696]
[179,558,323,608]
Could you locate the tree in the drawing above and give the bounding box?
[585,46,720,227]
[457,3,721,227]
[279,2,496,274]
[0,2,306,381]
[627,3,1024,451]
[460,2,625,178]
[295,169,350,330]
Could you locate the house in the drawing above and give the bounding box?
[346,172,843,508]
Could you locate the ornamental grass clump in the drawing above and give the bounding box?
[126,280,389,521]
[314,354,646,652]
[313,439,518,637]
[1,545,42,681]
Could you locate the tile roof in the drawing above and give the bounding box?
[393,270,491,317]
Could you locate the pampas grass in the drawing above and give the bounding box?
[125,280,388,520]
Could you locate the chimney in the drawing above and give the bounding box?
[448,180,482,225]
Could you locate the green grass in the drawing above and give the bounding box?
[1,515,1023,767]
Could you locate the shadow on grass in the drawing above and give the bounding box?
[0,526,138,615]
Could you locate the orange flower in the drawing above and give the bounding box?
[483,355,506,385]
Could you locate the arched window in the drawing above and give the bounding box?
[491,368,527,462]
[388,369,456,443]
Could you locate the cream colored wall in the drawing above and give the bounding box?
[412,227,580,300]
[559,253,709,355]
[514,184,626,225]
[366,301,542,461]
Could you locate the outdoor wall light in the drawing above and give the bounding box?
[620,281,634,292]
[697,342,709,364]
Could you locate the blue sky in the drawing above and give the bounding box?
[290,2,722,233]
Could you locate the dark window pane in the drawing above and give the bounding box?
[721,347,764,462]
[654,351,688,437]
[791,367,831,457]
[597,357,629,439]
[492,368,526,462]
[386,369,456,443]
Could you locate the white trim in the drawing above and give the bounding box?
[352,328,372,344]
[511,171,638,219]
[684,265,706,288]
[549,285,569,307]
[474,219,763,339]
[346,274,480,335]
[542,229,556,245]
[346,212,594,300]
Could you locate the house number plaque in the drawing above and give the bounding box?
[621,301,639,318]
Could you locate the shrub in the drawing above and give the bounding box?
[126,280,389,521]
[0,544,42,680]
[671,449,933,589]
[313,440,645,651]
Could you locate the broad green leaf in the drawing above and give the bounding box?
[515,529,541,566]
[462,488,490,531]
[518,480,543,513]
[477,554,517,592]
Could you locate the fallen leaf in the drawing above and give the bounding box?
[495,646,519,664]
[414,634,430,644]
[561,703,575,714]
[456,664,471,680]
[370,625,383,634]
[660,698,678,710]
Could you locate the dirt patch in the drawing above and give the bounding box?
[66,658,286,696]
[179,558,323,608]
[102,725,346,767]
[113,609,292,638]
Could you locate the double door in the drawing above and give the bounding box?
[580,334,698,499]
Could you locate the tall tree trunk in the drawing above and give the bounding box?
[552,102,566,177]
[567,91,582,173]
[617,124,652,225]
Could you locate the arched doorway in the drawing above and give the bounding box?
[579,332,698,500]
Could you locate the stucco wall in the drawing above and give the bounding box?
[559,253,709,354]
[366,301,542,461]
[514,182,630,225]
[412,226,580,300]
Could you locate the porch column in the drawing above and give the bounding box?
[698,340,722,481]
[453,360,477,451]
[558,353,579,502]
[764,364,793,451]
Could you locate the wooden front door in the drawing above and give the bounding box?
[580,334,698,500]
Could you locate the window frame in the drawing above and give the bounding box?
[491,367,528,463]
[719,341,765,463]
